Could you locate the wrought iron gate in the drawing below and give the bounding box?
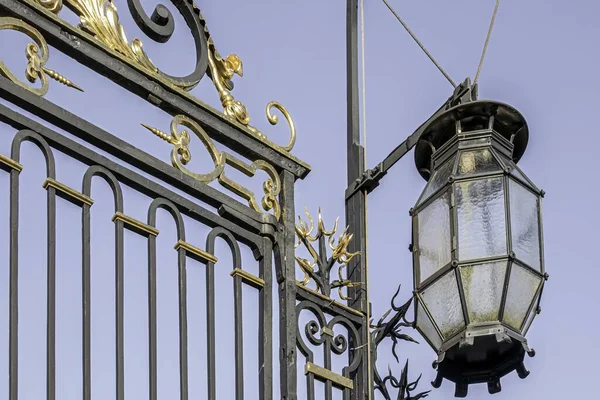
[0,1,371,399]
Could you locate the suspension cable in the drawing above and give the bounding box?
[474,0,501,86]
[381,0,457,88]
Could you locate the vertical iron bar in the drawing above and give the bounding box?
[148,234,158,400]
[206,259,216,400]
[177,248,189,400]
[318,235,329,297]
[46,183,56,400]
[259,238,273,400]
[277,170,298,400]
[82,202,91,400]
[345,0,369,398]
[346,0,361,186]
[323,341,332,400]
[115,219,124,400]
[306,356,315,400]
[233,274,244,400]
[9,167,19,400]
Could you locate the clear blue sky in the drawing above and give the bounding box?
[0,0,599,399]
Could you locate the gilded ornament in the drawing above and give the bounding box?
[194,6,297,151]
[26,0,299,154]
[63,0,158,73]
[295,208,362,300]
[26,0,300,154]
[142,115,281,220]
[0,18,83,96]
[36,0,62,13]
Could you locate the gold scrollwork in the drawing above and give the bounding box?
[142,115,281,220]
[27,0,298,153]
[28,0,298,154]
[295,208,362,300]
[200,9,297,152]
[0,17,83,96]
[63,0,158,73]
[37,0,63,13]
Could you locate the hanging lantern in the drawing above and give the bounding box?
[410,100,547,397]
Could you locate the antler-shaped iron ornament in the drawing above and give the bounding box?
[371,286,431,400]
[295,208,361,300]
[377,361,430,400]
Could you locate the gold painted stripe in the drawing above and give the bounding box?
[43,178,93,206]
[305,362,353,390]
[230,268,264,288]
[112,211,159,237]
[0,154,23,172]
[175,240,218,264]
[296,284,364,318]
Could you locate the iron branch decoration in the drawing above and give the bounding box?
[371,286,430,400]
[295,208,362,300]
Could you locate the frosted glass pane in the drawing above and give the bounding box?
[503,264,541,331]
[417,155,456,205]
[509,179,541,271]
[510,165,528,183]
[457,149,501,175]
[457,177,507,261]
[417,192,451,283]
[416,301,442,350]
[460,261,507,323]
[522,290,540,335]
[502,157,540,192]
[421,271,465,339]
[510,164,539,189]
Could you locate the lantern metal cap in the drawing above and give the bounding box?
[414,100,529,180]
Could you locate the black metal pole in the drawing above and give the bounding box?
[345,1,370,398]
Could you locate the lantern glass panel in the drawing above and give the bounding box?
[503,264,542,331]
[417,191,452,283]
[501,155,540,192]
[457,148,502,176]
[460,261,507,323]
[421,271,465,339]
[510,165,530,185]
[509,179,541,271]
[522,290,541,336]
[456,177,507,261]
[417,154,456,206]
[416,300,442,350]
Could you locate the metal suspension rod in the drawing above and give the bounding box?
[359,2,373,397]
[346,0,370,396]
[474,0,501,85]
[381,0,457,88]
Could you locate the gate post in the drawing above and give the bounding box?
[276,169,298,400]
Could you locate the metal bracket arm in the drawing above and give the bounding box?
[345,78,477,200]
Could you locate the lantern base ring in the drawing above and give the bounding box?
[431,324,536,397]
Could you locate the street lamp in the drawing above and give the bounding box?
[411,97,547,397]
